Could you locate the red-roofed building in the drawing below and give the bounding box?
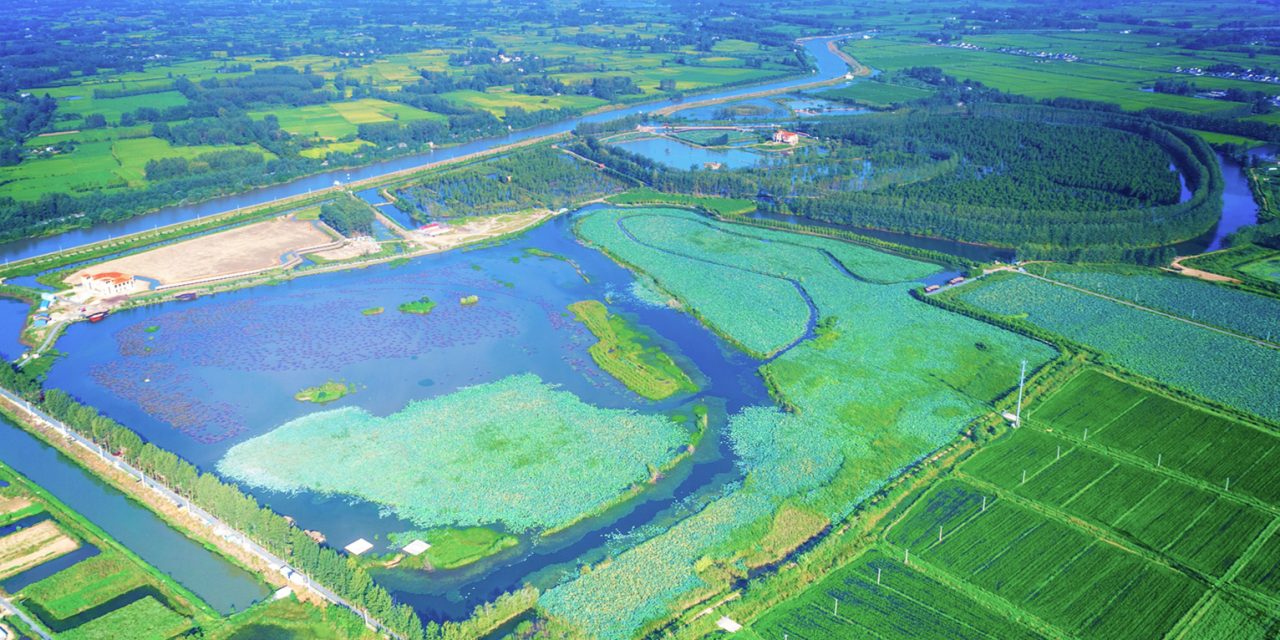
[773,129,800,145]
[80,271,137,296]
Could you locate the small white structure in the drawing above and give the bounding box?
[402,539,432,556]
[716,617,742,633]
[272,586,293,600]
[344,538,374,556]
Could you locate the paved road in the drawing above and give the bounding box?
[0,386,401,640]
[0,594,53,640]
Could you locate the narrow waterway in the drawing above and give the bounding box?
[0,416,268,614]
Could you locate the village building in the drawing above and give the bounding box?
[773,129,800,145]
[79,271,138,296]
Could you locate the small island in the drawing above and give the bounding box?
[361,306,384,316]
[460,295,479,306]
[569,300,697,401]
[397,296,437,315]
[294,380,354,404]
[389,527,519,571]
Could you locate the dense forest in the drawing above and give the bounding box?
[394,146,626,221]
[570,105,1222,262]
[319,196,377,237]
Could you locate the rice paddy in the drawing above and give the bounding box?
[782,367,1280,640]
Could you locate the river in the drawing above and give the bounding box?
[0,416,267,614]
[0,36,855,264]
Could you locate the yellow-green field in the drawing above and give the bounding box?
[254,98,447,139]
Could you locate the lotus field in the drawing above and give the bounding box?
[956,274,1280,421]
[545,208,1055,636]
[218,374,691,533]
[1046,268,1280,342]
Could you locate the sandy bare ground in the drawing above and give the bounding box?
[0,497,32,517]
[411,210,554,252]
[1168,255,1241,283]
[68,215,334,287]
[0,521,78,579]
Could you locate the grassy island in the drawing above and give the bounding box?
[390,527,519,571]
[361,307,384,316]
[460,295,479,305]
[294,381,353,404]
[397,296,437,315]
[569,300,697,401]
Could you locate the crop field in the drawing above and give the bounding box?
[843,38,1240,114]
[1029,369,1280,510]
[955,273,1280,422]
[752,548,1043,639]
[815,81,935,107]
[1240,252,1280,284]
[59,596,192,640]
[1,136,275,201]
[54,91,191,126]
[871,367,1280,634]
[568,299,697,401]
[1043,267,1280,342]
[218,373,691,533]
[21,553,152,620]
[886,479,1208,639]
[545,207,1054,636]
[438,89,608,118]
[669,129,761,146]
[254,99,446,140]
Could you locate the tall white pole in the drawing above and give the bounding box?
[1015,359,1027,426]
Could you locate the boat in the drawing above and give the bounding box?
[175,292,198,301]
[86,311,109,323]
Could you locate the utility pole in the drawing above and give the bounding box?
[1015,359,1027,426]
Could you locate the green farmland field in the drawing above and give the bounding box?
[955,273,1280,422]
[887,479,1207,639]
[254,98,446,140]
[1043,267,1280,343]
[752,548,1042,639]
[844,38,1240,114]
[58,596,192,640]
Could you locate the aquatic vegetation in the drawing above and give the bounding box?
[293,380,352,404]
[396,296,437,315]
[956,273,1280,421]
[546,207,1053,636]
[219,374,690,532]
[361,306,384,315]
[1045,267,1280,342]
[460,294,480,305]
[568,299,696,400]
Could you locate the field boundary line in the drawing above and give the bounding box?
[1221,516,1280,585]
[1021,420,1280,518]
[1021,272,1280,350]
[878,541,1077,640]
[957,475,1185,573]
[1056,462,1119,511]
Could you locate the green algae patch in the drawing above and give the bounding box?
[219,374,690,533]
[361,306,384,316]
[569,299,697,401]
[294,380,353,404]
